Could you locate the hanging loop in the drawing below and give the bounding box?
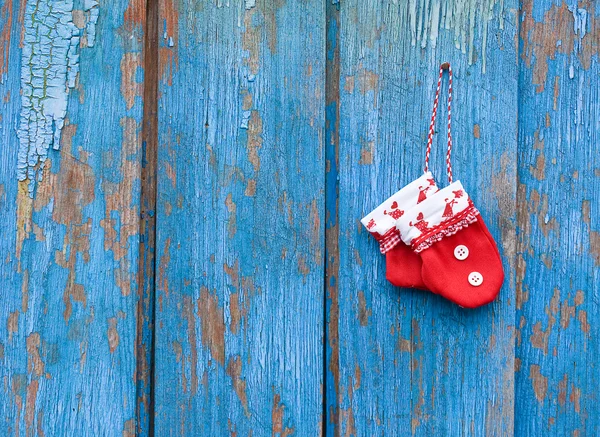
[424,62,453,184]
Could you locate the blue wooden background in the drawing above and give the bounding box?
[0,0,598,436]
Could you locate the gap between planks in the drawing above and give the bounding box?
[136,0,159,434]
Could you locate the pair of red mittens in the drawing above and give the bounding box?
[361,63,503,308]
[362,176,504,308]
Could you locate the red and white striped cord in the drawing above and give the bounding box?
[424,62,453,184]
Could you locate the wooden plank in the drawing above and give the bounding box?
[0,0,146,435]
[153,1,325,434]
[328,1,518,435]
[515,1,600,434]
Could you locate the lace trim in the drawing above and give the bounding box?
[411,205,480,253]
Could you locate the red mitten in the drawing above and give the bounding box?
[396,182,504,308]
[361,172,437,289]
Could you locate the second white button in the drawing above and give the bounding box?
[468,272,484,286]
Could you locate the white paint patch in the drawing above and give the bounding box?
[240,110,251,129]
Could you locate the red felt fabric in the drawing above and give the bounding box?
[420,217,503,308]
[386,243,428,290]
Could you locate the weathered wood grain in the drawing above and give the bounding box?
[328,1,518,435]
[1,1,598,435]
[0,1,146,435]
[153,1,325,434]
[515,1,600,434]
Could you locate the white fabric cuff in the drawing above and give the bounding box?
[360,172,436,237]
[396,181,478,248]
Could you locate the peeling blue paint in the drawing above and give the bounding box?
[401,0,504,73]
[17,0,99,196]
[84,0,100,47]
[568,6,587,80]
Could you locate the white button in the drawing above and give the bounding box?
[454,245,469,260]
[468,272,484,286]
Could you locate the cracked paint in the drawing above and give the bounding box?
[182,296,198,395]
[26,333,44,377]
[529,131,545,180]
[226,355,249,417]
[158,237,171,296]
[15,180,33,264]
[99,117,141,296]
[0,0,13,82]
[225,193,237,239]
[107,317,120,353]
[229,292,242,335]
[159,0,178,85]
[339,376,357,436]
[17,0,99,195]
[528,189,558,239]
[521,2,599,92]
[122,419,135,437]
[357,290,370,326]
[358,140,374,165]
[271,392,294,436]
[529,288,559,355]
[120,53,143,110]
[577,310,590,335]
[297,256,310,276]
[308,199,322,263]
[242,8,260,76]
[37,124,96,323]
[530,364,548,402]
[223,260,256,336]
[7,310,19,342]
[387,0,505,72]
[557,374,583,416]
[263,2,285,55]
[490,152,517,277]
[197,286,225,365]
[246,111,262,173]
[24,379,39,436]
[24,332,45,435]
[11,374,26,436]
[344,65,378,107]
